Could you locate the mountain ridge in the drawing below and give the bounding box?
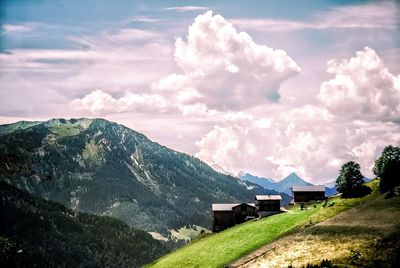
[0,118,276,237]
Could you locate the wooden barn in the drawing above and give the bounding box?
[212,203,257,232]
[292,185,326,203]
[255,195,282,216]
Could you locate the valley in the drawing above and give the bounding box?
[1,118,399,267]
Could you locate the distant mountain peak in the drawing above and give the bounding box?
[280,172,313,187]
[281,172,302,181]
[239,171,313,196]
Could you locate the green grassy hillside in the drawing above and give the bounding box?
[237,185,400,267]
[147,180,398,268]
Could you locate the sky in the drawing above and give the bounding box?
[1,0,400,183]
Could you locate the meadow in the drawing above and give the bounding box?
[147,181,383,268]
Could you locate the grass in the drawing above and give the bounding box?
[242,183,400,267]
[170,225,209,242]
[49,125,82,138]
[147,181,381,268]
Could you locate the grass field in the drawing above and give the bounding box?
[241,184,400,267]
[146,181,382,268]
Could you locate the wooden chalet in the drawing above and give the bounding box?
[292,185,325,203]
[255,195,282,217]
[212,203,257,232]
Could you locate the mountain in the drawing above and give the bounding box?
[210,164,235,176]
[0,181,166,267]
[239,172,313,195]
[279,172,313,190]
[0,118,269,237]
[238,173,277,192]
[323,180,336,188]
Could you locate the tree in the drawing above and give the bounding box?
[336,161,364,197]
[373,145,400,192]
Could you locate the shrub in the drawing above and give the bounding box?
[297,259,336,268]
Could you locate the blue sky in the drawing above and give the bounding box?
[1,0,399,182]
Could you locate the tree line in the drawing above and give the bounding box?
[336,145,400,197]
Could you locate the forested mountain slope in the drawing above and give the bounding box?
[0,181,166,268]
[0,118,276,235]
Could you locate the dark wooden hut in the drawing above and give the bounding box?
[291,185,325,203]
[212,203,256,232]
[255,195,281,216]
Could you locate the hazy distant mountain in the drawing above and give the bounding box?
[279,172,313,190]
[323,180,336,188]
[238,172,277,191]
[0,118,270,236]
[0,181,165,267]
[239,172,313,195]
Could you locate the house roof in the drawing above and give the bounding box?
[255,195,282,201]
[212,203,255,211]
[292,185,325,192]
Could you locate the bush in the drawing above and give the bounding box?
[290,259,336,268]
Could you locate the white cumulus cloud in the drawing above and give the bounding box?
[196,106,400,182]
[70,11,300,116]
[318,47,400,122]
[196,47,400,182]
[167,10,300,110]
[69,89,170,115]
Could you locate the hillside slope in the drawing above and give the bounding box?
[147,180,400,267]
[237,189,400,267]
[0,118,276,236]
[0,181,166,268]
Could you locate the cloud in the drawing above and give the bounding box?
[104,28,163,42]
[0,24,175,116]
[165,6,209,12]
[196,47,400,182]
[68,89,170,115]
[2,24,33,33]
[68,88,220,117]
[318,47,400,122]
[129,16,162,23]
[230,2,397,32]
[196,106,400,182]
[70,11,300,116]
[155,11,300,111]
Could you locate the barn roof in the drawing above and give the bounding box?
[292,185,325,192]
[255,195,282,201]
[212,203,255,211]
